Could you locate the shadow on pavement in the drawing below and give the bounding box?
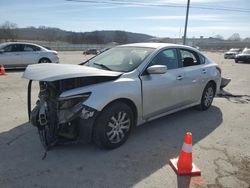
[0,106,222,188]
[5,68,25,73]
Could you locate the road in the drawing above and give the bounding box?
[0,51,249,188]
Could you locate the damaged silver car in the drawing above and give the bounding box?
[23,43,221,150]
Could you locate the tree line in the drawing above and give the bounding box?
[0,21,249,44]
[0,21,152,44]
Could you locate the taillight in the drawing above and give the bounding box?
[216,66,221,74]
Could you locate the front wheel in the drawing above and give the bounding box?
[93,102,134,149]
[197,83,215,111]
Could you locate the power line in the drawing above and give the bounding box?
[66,0,250,13]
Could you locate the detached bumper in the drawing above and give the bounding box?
[220,77,231,89]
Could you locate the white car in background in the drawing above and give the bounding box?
[0,42,59,68]
[224,48,241,59]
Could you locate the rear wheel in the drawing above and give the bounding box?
[39,58,51,63]
[235,59,239,63]
[197,83,215,111]
[93,102,134,149]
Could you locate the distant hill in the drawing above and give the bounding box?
[1,26,154,44]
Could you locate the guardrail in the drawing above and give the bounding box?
[42,44,112,51]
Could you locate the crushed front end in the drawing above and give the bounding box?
[28,78,98,149]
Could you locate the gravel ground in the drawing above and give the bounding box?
[0,51,249,188]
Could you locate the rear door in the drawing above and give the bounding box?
[177,48,206,104]
[140,48,186,119]
[0,44,23,68]
[22,44,40,65]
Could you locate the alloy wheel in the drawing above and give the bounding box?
[204,87,214,107]
[106,111,131,144]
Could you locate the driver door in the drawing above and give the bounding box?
[0,44,23,68]
[140,48,185,119]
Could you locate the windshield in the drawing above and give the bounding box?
[242,49,250,54]
[0,43,7,49]
[85,46,154,72]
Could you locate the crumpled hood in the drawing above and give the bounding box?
[22,63,122,81]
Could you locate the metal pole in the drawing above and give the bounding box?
[183,0,190,45]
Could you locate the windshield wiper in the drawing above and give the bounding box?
[93,63,112,71]
[79,60,89,65]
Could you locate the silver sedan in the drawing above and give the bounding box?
[23,43,221,150]
[0,42,59,68]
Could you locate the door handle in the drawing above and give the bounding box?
[176,75,183,80]
[202,69,207,74]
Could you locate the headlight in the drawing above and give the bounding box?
[58,92,91,109]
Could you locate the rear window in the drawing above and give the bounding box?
[23,44,41,51]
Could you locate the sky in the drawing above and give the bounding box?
[0,0,250,38]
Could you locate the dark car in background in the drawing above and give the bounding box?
[224,48,241,59]
[235,48,250,63]
[83,48,99,55]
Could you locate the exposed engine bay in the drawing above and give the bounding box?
[28,76,118,149]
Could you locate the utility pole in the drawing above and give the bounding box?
[183,0,190,45]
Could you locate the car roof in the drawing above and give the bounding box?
[120,42,191,49]
[229,48,241,50]
[0,42,44,48]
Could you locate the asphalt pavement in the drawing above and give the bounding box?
[0,51,249,188]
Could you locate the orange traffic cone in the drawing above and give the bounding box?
[169,132,201,176]
[0,64,7,75]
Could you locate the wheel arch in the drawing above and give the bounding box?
[91,98,138,148]
[38,57,51,63]
[206,80,217,95]
[100,98,138,127]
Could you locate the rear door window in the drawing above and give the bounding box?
[23,44,40,52]
[179,49,200,67]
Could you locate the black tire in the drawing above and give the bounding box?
[39,58,51,63]
[93,102,134,149]
[235,59,238,63]
[197,83,215,111]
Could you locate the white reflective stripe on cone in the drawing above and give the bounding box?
[182,143,192,153]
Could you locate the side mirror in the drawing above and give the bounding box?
[147,65,167,74]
